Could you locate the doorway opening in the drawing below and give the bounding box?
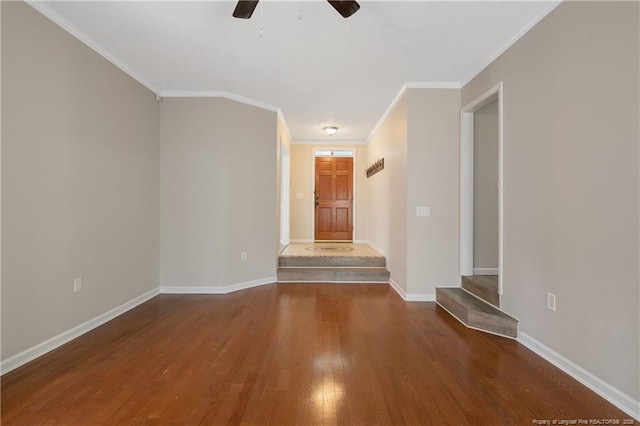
[280,141,290,251]
[313,149,354,242]
[460,82,504,294]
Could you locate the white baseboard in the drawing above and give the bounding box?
[160,276,276,294]
[405,293,436,302]
[0,288,160,375]
[518,331,640,419]
[289,239,313,244]
[389,278,406,300]
[388,278,435,302]
[473,268,499,275]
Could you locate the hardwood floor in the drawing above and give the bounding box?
[1,284,631,425]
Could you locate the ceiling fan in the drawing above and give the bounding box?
[233,0,360,19]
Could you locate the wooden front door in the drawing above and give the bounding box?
[315,157,353,241]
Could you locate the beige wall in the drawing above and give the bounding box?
[159,98,277,289]
[473,99,499,270]
[463,1,639,400]
[289,144,367,242]
[406,89,460,295]
[289,145,314,241]
[367,95,408,292]
[2,2,160,359]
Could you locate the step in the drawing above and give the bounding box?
[462,275,500,307]
[277,267,390,283]
[435,287,518,338]
[278,255,386,268]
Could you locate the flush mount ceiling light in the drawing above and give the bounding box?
[324,126,338,136]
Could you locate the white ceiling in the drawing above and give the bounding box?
[34,1,559,142]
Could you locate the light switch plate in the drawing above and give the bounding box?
[547,293,556,311]
[416,206,430,217]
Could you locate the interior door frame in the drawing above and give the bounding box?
[280,140,290,249]
[311,147,356,242]
[460,82,504,294]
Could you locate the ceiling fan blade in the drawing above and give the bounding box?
[327,1,360,18]
[233,0,259,19]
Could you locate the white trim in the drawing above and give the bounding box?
[497,86,504,295]
[389,278,407,300]
[160,276,276,295]
[0,288,160,375]
[160,91,279,112]
[367,85,407,142]
[461,83,502,113]
[405,293,436,302]
[280,141,291,247]
[473,268,499,275]
[292,140,367,146]
[460,82,504,295]
[389,278,436,302]
[367,82,463,142]
[518,332,640,419]
[289,239,314,244]
[460,111,474,276]
[405,82,462,89]
[277,109,292,143]
[26,1,160,96]
[460,1,561,86]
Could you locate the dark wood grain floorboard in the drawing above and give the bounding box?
[1,283,632,425]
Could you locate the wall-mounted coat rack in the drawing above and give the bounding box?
[366,158,384,178]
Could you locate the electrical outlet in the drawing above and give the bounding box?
[546,292,556,311]
[241,252,247,262]
[74,277,82,293]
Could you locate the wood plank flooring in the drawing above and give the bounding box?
[1,284,632,425]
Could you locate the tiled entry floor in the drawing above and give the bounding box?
[280,242,383,258]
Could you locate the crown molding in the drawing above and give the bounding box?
[292,140,367,146]
[405,82,462,89]
[277,109,293,143]
[26,0,160,96]
[27,1,293,128]
[160,91,291,140]
[366,85,408,143]
[366,82,464,143]
[460,1,562,87]
[160,91,280,112]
